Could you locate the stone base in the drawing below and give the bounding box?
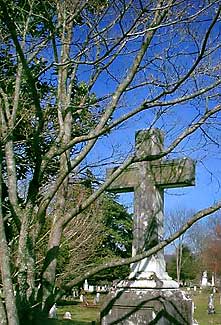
[118,276,179,289]
[100,288,193,324]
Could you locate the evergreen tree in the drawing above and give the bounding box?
[167,245,198,283]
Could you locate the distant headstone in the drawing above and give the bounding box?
[208,294,215,314]
[80,288,89,306]
[94,292,100,304]
[201,271,208,287]
[48,304,57,319]
[88,285,94,293]
[63,311,72,320]
[72,288,78,297]
[211,273,215,287]
[84,279,89,291]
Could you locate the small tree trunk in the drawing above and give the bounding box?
[41,219,63,311]
[176,248,180,283]
[0,221,19,325]
[0,147,19,325]
[0,295,7,325]
[176,244,183,284]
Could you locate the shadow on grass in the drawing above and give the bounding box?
[57,300,79,306]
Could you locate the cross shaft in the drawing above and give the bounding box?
[107,129,195,287]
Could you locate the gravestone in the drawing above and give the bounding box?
[94,292,100,305]
[211,273,215,287]
[84,279,89,291]
[208,294,215,314]
[101,129,195,324]
[48,304,57,319]
[63,311,72,320]
[201,271,208,287]
[88,285,95,292]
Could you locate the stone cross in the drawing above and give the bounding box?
[107,129,195,288]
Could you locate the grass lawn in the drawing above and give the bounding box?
[55,295,101,324]
[192,291,221,325]
[57,304,99,324]
[49,291,221,324]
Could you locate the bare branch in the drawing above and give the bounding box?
[62,200,221,290]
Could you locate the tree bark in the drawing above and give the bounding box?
[41,219,63,311]
[0,147,19,324]
[0,295,7,325]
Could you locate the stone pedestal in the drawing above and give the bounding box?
[100,287,193,324]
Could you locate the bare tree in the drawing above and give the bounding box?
[0,0,221,323]
[191,211,221,277]
[36,183,105,286]
[165,207,196,283]
[202,222,221,277]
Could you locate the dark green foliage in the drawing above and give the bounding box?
[167,245,198,283]
[101,195,132,258]
[90,195,132,283]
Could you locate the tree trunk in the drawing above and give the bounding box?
[0,147,19,325]
[0,226,18,325]
[41,219,63,312]
[176,244,183,284]
[176,250,180,283]
[0,295,7,325]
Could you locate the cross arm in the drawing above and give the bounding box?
[151,158,195,188]
[106,165,138,193]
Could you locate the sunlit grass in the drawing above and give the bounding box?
[192,291,221,325]
[50,290,221,324]
[55,295,101,324]
[57,304,99,324]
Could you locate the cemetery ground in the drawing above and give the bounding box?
[46,290,221,324]
[192,290,221,325]
[54,293,101,324]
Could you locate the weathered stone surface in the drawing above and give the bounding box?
[150,158,195,188]
[106,129,195,284]
[106,158,195,192]
[101,129,195,323]
[101,288,193,325]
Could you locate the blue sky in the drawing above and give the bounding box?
[115,140,221,215]
[73,2,221,232]
[89,109,221,220]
